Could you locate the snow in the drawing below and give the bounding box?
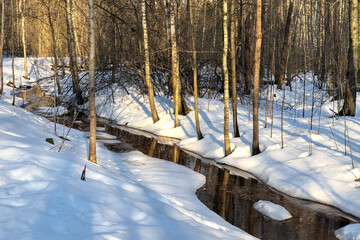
[2,57,360,238]
[0,58,257,239]
[71,72,360,227]
[253,200,292,221]
[335,224,360,240]
[63,68,360,237]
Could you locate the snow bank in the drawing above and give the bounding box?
[253,200,292,221]
[0,63,257,240]
[335,224,360,240]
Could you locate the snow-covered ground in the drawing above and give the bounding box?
[0,58,257,239]
[3,57,360,239]
[60,60,360,223]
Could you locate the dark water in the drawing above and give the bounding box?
[19,85,356,240]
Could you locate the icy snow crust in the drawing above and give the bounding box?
[0,58,256,239]
[253,200,292,221]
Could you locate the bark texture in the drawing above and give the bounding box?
[0,0,5,95]
[340,0,358,116]
[88,0,96,163]
[142,0,159,123]
[170,0,180,127]
[230,0,240,137]
[223,0,231,156]
[275,0,294,90]
[189,0,203,140]
[66,0,84,105]
[253,0,262,155]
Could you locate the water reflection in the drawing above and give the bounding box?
[105,125,355,240]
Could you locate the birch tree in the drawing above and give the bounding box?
[189,0,203,140]
[66,0,84,105]
[20,0,28,79]
[252,0,262,156]
[88,0,96,163]
[142,0,159,123]
[223,0,231,156]
[170,0,180,127]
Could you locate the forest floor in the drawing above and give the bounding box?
[1,57,360,239]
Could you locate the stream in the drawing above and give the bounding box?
[18,84,357,240]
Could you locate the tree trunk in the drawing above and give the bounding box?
[244,16,251,94]
[275,0,294,90]
[189,0,203,140]
[20,0,28,79]
[201,1,206,51]
[11,0,15,106]
[319,0,326,85]
[252,0,262,156]
[66,0,84,105]
[223,0,231,156]
[142,0,159,123]
[88,0,97,163]
[340,0,358,116]
[47,4,61,95]
[213,0,218,50]
[170,0,180,127]
[230,0,240,137]
[0,0,5,95]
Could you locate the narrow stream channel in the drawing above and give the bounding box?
[18,84,357,240]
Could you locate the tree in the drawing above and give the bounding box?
[169,0,180,127]
[230,0,240,137]
[11,0,15,106]
[142,0,159,123]
[275,0,294,90]
[20,0,28,79]
[66,0,84,105]
[252,0,262,156]
[189,0,203,140]
[0,0,4,96]
[88,0,96,163]
[340,0,358,116]
[243,16,251,95]
[223,0,231,156]
[46,0,61,94]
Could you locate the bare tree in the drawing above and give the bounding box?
[66,0,84,105]
[0,0,4,96]
[170,0,180,127]
[189,0,203,140]
[223,0,231,156]
[230,0,240,137]
[339,0,358,116]
[252,0,262,156]
[47,0,61,94]
[20,0,28,79]
[11,0,15,106]
[142,0,159,123]
[275,0,294,90]
[88,0,96,163]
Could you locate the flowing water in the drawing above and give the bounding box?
[18,84,357,240]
